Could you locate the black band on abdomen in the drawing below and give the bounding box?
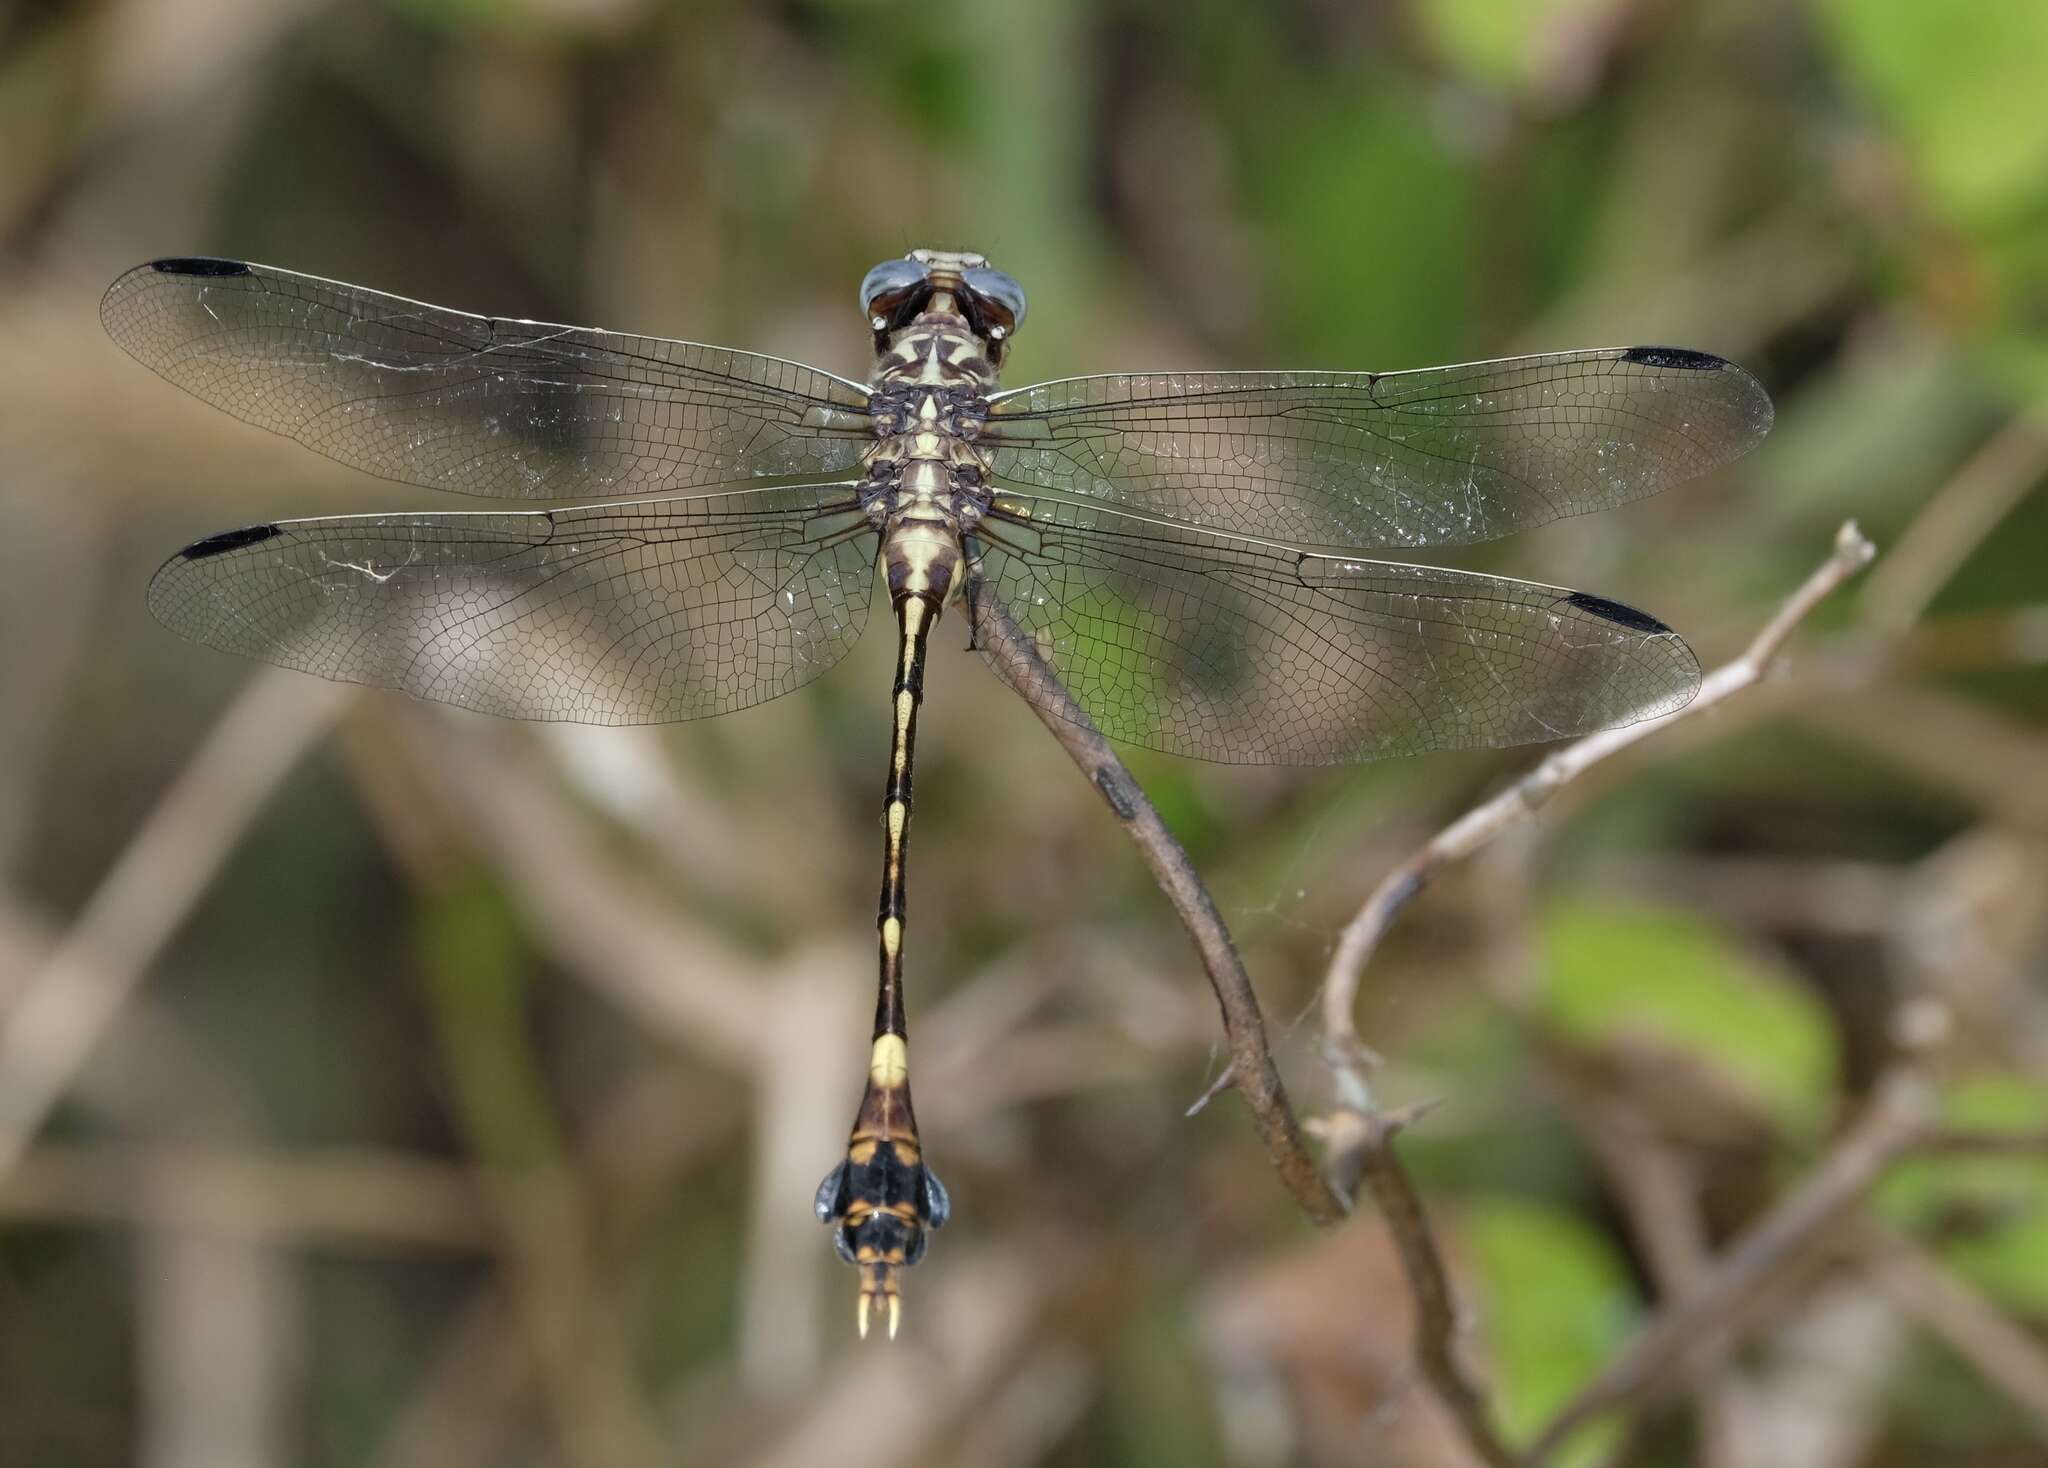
[873,593,939,1042]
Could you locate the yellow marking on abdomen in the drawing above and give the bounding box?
[881,916,902,956]
[870,1033,908,1086]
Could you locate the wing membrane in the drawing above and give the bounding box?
[982,348,1770,548]
[148,484,877,724]
[103,259,875,500]
[967,493,1700,765]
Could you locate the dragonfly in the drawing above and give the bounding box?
[104,248,1771,1337]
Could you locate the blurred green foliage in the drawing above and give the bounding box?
[1465,1196,1635,1465]
[1817,0,2048,396]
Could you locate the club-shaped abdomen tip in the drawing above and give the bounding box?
[823,1187,937,1343]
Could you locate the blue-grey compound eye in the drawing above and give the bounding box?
[858,258,931,328]
[961,266,1027,339]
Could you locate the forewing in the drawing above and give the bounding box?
[967,494,1700,765]
[148,485,877,724]
[982,348,1770,548]
[103,259,875,499]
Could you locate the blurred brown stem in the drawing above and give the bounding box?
[967,578,1347,1226]
[1855,414,2048,635]
[0,669,350,1181]
[1853,1221,2048,1432]
[1530,1066,1935,1457]
[0,1142,491,1251]
[1563,1086,1744,1468]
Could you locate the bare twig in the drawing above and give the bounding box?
[1564,1089,1745,1468]
[1856,414,2048,635]
[384,706,767,1067]
[1853,1221,2048,1433]
[1320,522,1876,1090]
[378,1066,741,1468]
[1530,1067,1935,1457]
[1798,682,2048,830]
[0,1142,491,1251]
[1315,1102,1529,1468]
[1885,605,2048,676]
[138,1216,295,1468]
[968,581,1347,1226]
[0,669,350,1180]
[976,527,1876,1464]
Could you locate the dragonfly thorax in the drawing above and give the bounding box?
[873,312,1003,390]
[861,324,999,607]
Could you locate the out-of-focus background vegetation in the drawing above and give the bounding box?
[3,1,2047,1464]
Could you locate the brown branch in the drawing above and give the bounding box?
[1853,1221,2048,1433]
[1855,414,2048,636]
[0,669,350,1180]
[0,1142,491,1252]
[1529,1066,1935,1457]
[1319,521,1876,1090]
[1317,1102,1530,1468]
[1562,1087,1745,1468]
[1884,605,2048,677]
[382,706,768,1067]
[977,525,1887,1462]
[967,580,1347,1226]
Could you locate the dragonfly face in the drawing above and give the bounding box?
[860,249,1028,366]
[105,246,1771,1335]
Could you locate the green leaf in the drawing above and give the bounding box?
[1815,0,2048,224]
[1464,1197,1637,1465]
[1538,901,1838,1136]
[1814,0,2048,403]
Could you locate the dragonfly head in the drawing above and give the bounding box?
[861,249,1028,364]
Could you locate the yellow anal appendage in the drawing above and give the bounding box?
[856,1290,904,1341]
[869,1033,908,1086]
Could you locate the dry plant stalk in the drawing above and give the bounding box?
[1319,520,1877,1097]
[1530,1065,1935,1456]
[968,584,1348,1225]
[0,669,351,1180]
[981,522,1881,1468]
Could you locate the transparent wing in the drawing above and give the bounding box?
[982,348,1771,548]
[103,258,876,499]
[967,493,1700,765]
[147,484,878,725]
